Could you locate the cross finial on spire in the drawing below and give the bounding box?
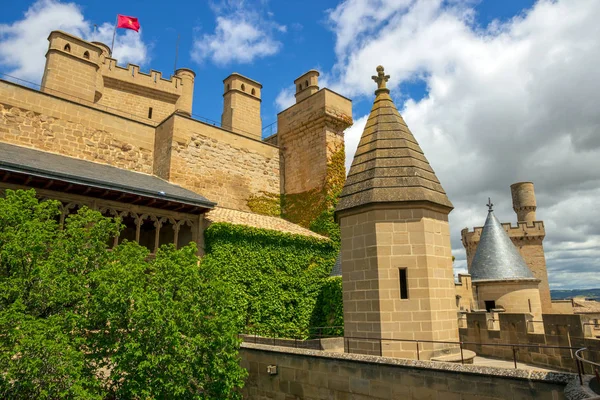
[486,197,494,212]
[372,65,390,92]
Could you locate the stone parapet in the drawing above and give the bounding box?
[240,342,574,400]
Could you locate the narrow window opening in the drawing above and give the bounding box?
[399,268,408,299]
[227,83,230,91]
[251,88,256,95]
[241,83,245,91]
[83,51,90,59]
[484,300,496,312]
[528,299,532,313]
[148,107,153,119]
[64,44,71,52]
[305,79,309,87]
[298,84,301,91]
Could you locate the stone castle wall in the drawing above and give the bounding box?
[455,274,475,312]
[277,89,351,196]
[154,114,280,211]
[0,80,155,174]
[240,342,572,400]
[460,312,600,372]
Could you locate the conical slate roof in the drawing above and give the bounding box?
[470,203,536,283]
[336,66,453,213]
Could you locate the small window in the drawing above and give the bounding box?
[484,300,496,312]
[399,268,408,299]
[83,51,90,59]
[298,84,301,91]
[241,84,245,91]
[64,44,71,52]
[305,79,309,87]
[226,83,230,91]
[528,299,532,313]
[148,107,153,119]
[251,88,256,95]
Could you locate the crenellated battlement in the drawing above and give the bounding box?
[41,30,195,122]
[100,59,183,97]
[461,220,545,247]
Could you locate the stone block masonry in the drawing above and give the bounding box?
[154,114,280,212]
[0,80,155,174]
[240,342,573,400]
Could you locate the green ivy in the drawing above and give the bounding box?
[246,191,281,217]
[310,277,344,337]
[202,223,339,339]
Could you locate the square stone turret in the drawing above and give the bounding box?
[294,70,320,103]
[221,73,262,140]
[335,66,459,360]
[276,69,352,227]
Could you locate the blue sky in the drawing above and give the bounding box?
[1,0,600,290]
[0,0,534,127]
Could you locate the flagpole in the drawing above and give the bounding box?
[110,15,118,55]
[174,34,180,74]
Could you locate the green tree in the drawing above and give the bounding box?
[0,189,246,399]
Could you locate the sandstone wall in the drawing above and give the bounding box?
[460,312,600,372]
[277,89,351,196]
[97,83,176,123]
[240,342,571,400]
[475,281,544,329]
[455,274,475,311]
[154,114,280,211]
[0,80,155,174]
[340,206,459,359]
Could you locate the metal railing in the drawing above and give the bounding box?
[575,348,600,386]
[239,327,599,386]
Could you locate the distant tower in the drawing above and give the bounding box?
[221,73,262,140]
[462,182,552,313]
[469,199,544,332]
[336,66,459,360]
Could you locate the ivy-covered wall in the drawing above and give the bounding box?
[282,146,346,245]
[201,223,341,338]
[310,277,343,337]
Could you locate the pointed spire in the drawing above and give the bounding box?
[336,66,453,214]
[470,205,536,282]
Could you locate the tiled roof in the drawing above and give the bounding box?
[336,66,452,214]
[0,142,214,210]
[205,207,328,239]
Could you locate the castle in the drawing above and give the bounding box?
[0,30,351,254]
[1,29,599,376]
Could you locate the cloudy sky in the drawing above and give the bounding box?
[1,0,599,290]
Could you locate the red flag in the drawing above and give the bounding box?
[116,15,140,32]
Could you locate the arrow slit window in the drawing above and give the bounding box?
[399,268,408,299]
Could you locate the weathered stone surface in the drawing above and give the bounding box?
[240,342,572,400]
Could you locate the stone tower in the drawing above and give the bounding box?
[41,31,103,103]
[469,200,544,332]
[461,182,551,313]
[335,66,459,360]
[276,70,352,227]
[221,73,262,140]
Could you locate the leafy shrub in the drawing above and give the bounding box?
[0,189,246,399]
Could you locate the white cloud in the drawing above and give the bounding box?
[275,85,295,111]
[191,1,285,65]
[0,0,149,83]
[328,0,600,289]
